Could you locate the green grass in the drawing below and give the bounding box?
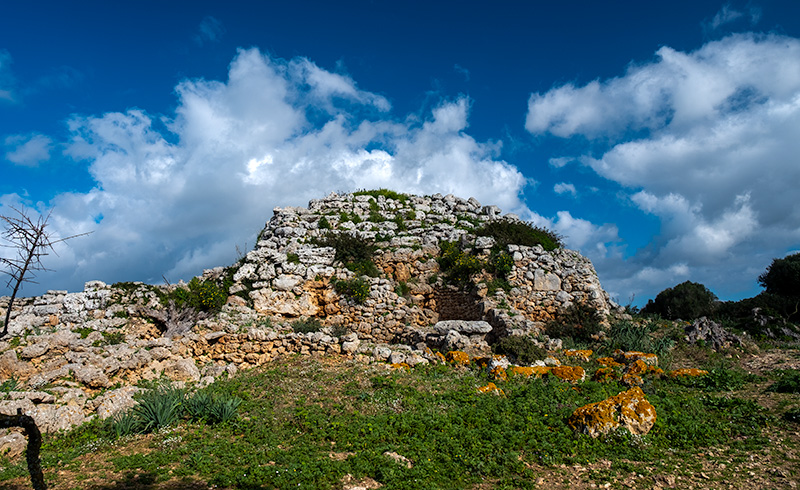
[7,355,782,490]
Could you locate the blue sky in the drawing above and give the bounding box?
[2,1,799,306]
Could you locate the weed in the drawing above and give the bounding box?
[545,302,604,344]
[292,318,324,334]
[0,376,19,393]
[318,216,331,229]
[602,320,675,358]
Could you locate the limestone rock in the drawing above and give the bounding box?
[568,387,656,438]
[95,386,140,419]
[433,320,492,335]
[0,432,26,458]
[74,366,110,388]
[163,358,201,382]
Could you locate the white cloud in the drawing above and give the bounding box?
[705,4,761,32]
[553,182,576,197]
[2,48,529,294]
[194,16,225,45]
[4,133,53,166]
[0,49,16,102]
[525,33,800,304]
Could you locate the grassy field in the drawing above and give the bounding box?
[1,340,799,489]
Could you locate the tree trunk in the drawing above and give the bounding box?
[0,408,46,490]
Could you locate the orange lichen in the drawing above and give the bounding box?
[568,386,657,438]
[564,349,593,362]
[490,366,508,381]
[621,373,644,386]
[668,368,709,378]
[445,351,470,365]
[477,382,505,396]
[615,350,659,366]
[626,359,649,375]
[473,357,492,368]
[596,357,624,368]
[507,366,551,378]
[434,352,447,364]
[550,365,586,383]
[390,362,411,370]
[592,367,618,382]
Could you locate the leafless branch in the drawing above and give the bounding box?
[1,206,91,338]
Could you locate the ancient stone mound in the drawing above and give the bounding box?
[0,190,618,436]
[228,191,618,349]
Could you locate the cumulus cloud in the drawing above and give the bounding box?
[526,33,800,302]
[4,133,53,166]
[553,182,576,197]
[194,16,225,45]
[0,49,16,102]
[1,48,528,294]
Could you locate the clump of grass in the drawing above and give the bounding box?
[292,318,324,334]
[602,320,675,358]
[545,302,604,344]
[334,277,371,304]
[314,232,379,277]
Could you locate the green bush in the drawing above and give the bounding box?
[333,277,371,304]
[168,276,229,313]
[758,253,800,298]
[768,370,800,394]
[493,335,547,365]
[317,216,331,229]
[314,232,378,277]
[438,241,485,284]
[545,302,604,344]
[641,281,718,320]
[353,188,408,203]
[286,253,300,264]
[292,318,324,334]
[476,219,563,251]
[489,251,514,278]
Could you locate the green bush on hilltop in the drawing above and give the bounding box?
[641,281,717,321]
[477,219,564,252]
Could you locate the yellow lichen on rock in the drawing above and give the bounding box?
[568,386,657,438]
[564,349,593,362]
[596,357,624,368]
[507,366,551,378]
[550,365,586,383]
[445,351,470,365]
[615,350,659,366]
[592,367,618,382]
[390,362,411,370]
[490,366,508,381]
[477,382,505,396]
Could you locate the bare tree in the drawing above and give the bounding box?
[0,206,90,338]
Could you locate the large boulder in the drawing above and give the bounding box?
[568,387,656,438]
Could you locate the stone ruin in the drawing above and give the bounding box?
[0,191,621,446]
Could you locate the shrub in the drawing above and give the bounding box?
[168,276,229,313]
[353,188,408,203]
[489,251,514,279]
[317,216,331,229]
[292,318,324,334]
[286,253,300,264]
[768,370,800,394]
[545,302,604,343]
[393,214,407,231]
[314,232,378,277]
[758,253,800,298]
[334,277,371,304]
[438,241,485,284]
[641,281,718,320]
[476,219,563,252]
[493,336,547,365]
